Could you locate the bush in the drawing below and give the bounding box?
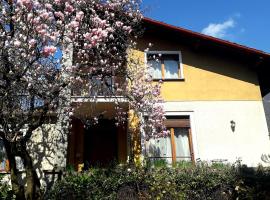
[0,174,13,200]
[47,163,270,200]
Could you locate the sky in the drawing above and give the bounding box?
[141,0,270,53]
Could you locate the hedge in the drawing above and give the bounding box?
[46,163,270,200]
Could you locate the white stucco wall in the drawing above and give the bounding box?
[164,101,270,167]
[0,123,68,188]
[30,124,68,171]
[28,123,68,187]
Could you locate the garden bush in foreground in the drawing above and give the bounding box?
[47,162,270,200]
[0,174,13,200]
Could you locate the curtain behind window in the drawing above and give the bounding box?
[147,137,172,164]
[148,60,162,79]
[174,128,191,161]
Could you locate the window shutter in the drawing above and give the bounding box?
[165,118,190,128]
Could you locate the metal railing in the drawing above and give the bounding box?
[71,76,115,97]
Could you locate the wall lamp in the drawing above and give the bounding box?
[230,120,236,132]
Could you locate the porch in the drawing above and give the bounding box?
[66,102,130,170]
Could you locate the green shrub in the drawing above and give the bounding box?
[174,163,237,199]
[47,166,146,200]
[47,164,270,200]
[174,160,193,168]
[149,158,168,168]
[0,174,13,200]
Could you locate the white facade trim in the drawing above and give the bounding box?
[71,96,128,103]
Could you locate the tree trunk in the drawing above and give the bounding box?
[3,140,25,200]
[129,133,135,164]
[20,141,41,200]
[3,138,41,200]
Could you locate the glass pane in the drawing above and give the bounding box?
[90,76,113,96]
[164,60,179,79]
[103,76,113,94]
[174,128,191,161]
[146,137,172,164]
[148,60,162,79]
[90,76,102,96]
[0,140,8,172]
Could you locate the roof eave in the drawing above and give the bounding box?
[143,17,270,59]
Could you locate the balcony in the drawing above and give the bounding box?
[71,75,127,103]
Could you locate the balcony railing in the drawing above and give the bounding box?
[71,76,120,97]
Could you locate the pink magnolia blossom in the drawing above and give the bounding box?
[65,2,74,13]
[28,39,36,47]
[83,32,92,41]
[54,11,64,20]
[17,0,33,10]
[69,21,80,29]
[14,40,21,47]
[55,0,62,5]
[45,3,53,10]
[115,21,123,27]
[40,11,50,20]
[75,11,84,21]
[43,46,57,57]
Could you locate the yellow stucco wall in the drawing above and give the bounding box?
[135,35,262,101]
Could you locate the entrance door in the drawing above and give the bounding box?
[84,119,118,167]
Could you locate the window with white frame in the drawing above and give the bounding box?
[147,52,183,80]
[146,116,194,164]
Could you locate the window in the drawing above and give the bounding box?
[19,95,45,111]
[146,116,194,164]
[0,141,24,172]
[169,127,192,162]
[0,140,9,172]
[147,52,183,80]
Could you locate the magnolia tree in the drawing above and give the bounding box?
[0,0,166,199]
[126,50,167,138]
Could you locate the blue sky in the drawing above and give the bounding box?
[141,0,270,53]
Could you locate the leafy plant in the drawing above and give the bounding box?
[0,174,13,200]
[47,164,270,200]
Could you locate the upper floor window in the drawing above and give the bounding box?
[147,52,183,80]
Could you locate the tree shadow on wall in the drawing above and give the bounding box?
[27,117,68,191]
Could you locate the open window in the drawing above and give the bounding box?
[146,115,194,164]
[147,51,183,80]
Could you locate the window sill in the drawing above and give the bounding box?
[153,78,185,82]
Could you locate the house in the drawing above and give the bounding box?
[66,17,270,169]
[1,17,270,176]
